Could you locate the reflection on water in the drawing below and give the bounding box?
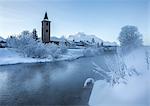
[0,55,110,105]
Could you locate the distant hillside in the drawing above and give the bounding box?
[68,32,103,43]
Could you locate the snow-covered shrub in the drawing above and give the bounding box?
[6,36,19,48]
[92,54,139,86]
[47,43,60,58]
[18,34,36,49]
[59,42,68,54]
[7,34,49,58]
[118,25,143,52]
[23,42,49,58]
[7,31,35,49]
[51,48,67,59]
[6,31,66,59]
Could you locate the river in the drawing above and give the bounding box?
[0,55,112,105]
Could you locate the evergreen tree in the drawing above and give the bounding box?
[32,29,38,40]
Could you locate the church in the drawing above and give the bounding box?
[41,12,117,51]
[41,12,51,43]
[41,12,70,46]
[41,13,100,48]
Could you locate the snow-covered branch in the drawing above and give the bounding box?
[92,54,139,86]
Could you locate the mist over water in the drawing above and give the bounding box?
[0,56,105,105]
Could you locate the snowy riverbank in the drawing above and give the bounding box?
[89,46,150,106]
[0,48,84,65]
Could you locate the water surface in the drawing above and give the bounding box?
[0,55,111,105]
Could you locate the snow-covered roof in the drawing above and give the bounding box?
[103,42,118,46]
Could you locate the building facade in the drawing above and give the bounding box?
[42,12,51,43]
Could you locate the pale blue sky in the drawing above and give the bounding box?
[0,0,149,44]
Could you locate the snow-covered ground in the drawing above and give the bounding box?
[89,72,150,106]
[0,48,84,65]
[89,46,150,106]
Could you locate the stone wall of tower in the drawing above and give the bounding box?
[42,20,51,43]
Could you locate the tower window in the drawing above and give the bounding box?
[46,22,48,25]
[46,29,48,32]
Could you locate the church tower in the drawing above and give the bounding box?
[42,12,51,43]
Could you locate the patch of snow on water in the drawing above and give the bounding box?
[83,78,94,88]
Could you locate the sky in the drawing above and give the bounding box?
[0,0,149,45]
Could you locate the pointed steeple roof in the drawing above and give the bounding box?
[44,12,48,20]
